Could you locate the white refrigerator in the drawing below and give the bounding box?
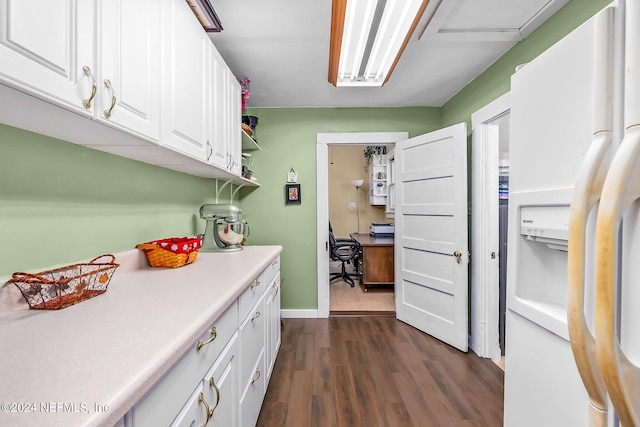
[504,0,640,426]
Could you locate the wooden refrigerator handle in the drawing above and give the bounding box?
[568,131,611,426]
[567,8,614,426]
[595,126,640,427]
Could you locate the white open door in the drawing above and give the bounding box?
[395,122,469,352]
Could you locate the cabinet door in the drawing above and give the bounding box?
[97,0,161,142]
[265,272,281,381]
[227,76,242,175]
[206,338,238,427]
[162,0,208,160]
[0,0,95,116]
[208,44,229,169]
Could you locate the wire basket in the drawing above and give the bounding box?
[136,236,202,268]
[9,254,120,310]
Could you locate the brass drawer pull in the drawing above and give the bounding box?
[251,369,261,385]
[103,79,117,118]
[208,376,220,417]
[196,327,217,351]
[271,258,279,266]
[82,66,97,109]
[250,279,261,289]
[198,392,211,426]
[251,310,261,322]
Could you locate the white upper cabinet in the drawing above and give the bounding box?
[227,76,242,175]
[0,0,96,116]
[208,44,230,170]
[0,0,252,184]
[97,0,161,142]
[161,0,209,160]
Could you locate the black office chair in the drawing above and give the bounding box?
[329,222,360,287]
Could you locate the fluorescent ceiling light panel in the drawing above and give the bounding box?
[329,0,429,87]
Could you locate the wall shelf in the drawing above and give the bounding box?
[242,129,261,151]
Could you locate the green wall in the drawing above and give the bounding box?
[240,108,441,309]
[0,124,233,277]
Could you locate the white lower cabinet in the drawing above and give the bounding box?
[239,291,267,427]
[265,272,281,381]
[171,338,238,427]
[130,257,280,426]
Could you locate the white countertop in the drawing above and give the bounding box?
[0,245,282,427]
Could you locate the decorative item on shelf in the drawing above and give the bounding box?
[242,115,259,139]
[9,254,120,310]
[363,146,387,164]
[239,76,251,111]
[136,236,203,268]
[242,153,254,180]
[239,76,259,139]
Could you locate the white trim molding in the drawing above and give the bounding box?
[470,92,510,361]
[316,132,408,318]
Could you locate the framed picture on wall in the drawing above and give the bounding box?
[285,184,301,205]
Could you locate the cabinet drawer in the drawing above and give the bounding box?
[239,294,266,390]
[239,349,266,427]
[132,300,238,427]
[239,272,265,318]
[169,383,206,427]
[263,256,280,288]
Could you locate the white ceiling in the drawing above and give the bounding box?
[208,0,569,108]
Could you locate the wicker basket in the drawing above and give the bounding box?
[137,236,202,268]
[9,254,119,310]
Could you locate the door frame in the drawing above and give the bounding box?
[316,132,408,318]
[470,92,510,361]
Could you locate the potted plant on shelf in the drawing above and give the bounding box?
[363,146,387,164]
[239,76,259,137]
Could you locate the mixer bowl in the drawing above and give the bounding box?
[215,220,248,246]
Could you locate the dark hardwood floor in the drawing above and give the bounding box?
[257,317,504,427]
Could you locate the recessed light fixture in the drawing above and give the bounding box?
[328,0,429,87]
[185,0,223,32]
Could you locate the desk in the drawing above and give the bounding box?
[350,233,394,291]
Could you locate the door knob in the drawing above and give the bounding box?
[453,251,462,264]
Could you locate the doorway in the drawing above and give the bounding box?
[470,92,510,363]
[328,145,394,314]
[316,132,408,318]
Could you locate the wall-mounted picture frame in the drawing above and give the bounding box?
[285,184,301,205]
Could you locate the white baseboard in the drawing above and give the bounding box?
[280,309,319,318]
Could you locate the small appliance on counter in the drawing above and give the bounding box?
[370,223,394,237]
[199,204,250,252]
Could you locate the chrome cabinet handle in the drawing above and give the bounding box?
[196,327,217,351]
[198,392,211,426]
[251,310,261,322]
[251,369,261,385]
[82,66,97,109]
[103,79,117,118]
[207,141,213,161]
[208,376,220,417]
